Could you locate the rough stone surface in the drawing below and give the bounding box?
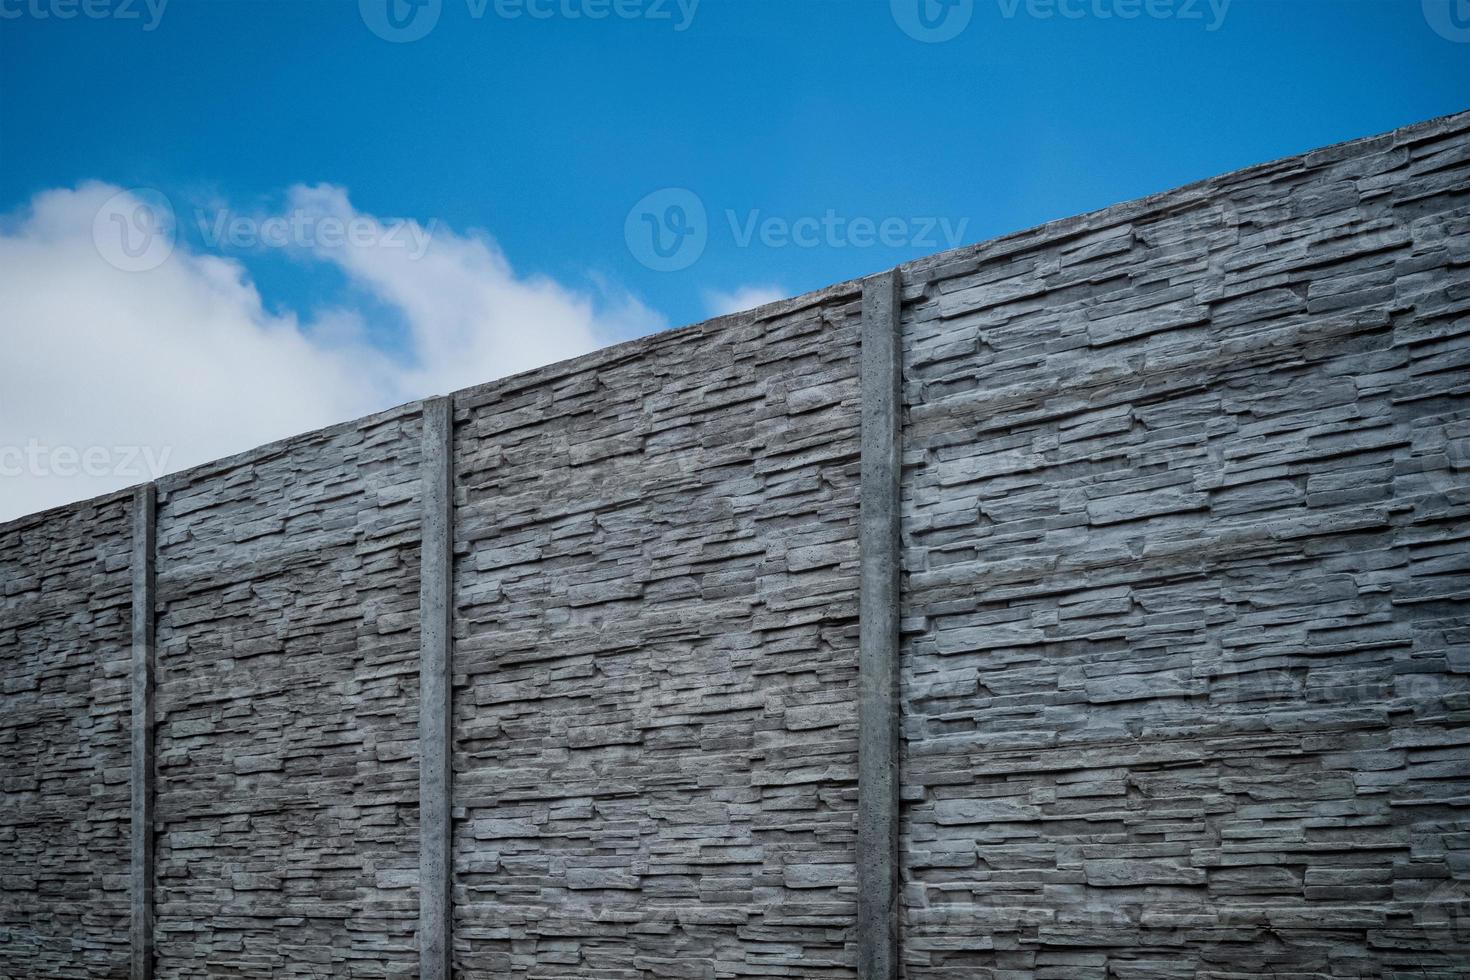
[449,287,865,977]
[1,110,1467,979]
[0,494,132,979]
[149,407,426,978]
[897,110,1470,975]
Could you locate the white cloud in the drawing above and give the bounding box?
[703,284,787,317]
[0,182,667,523]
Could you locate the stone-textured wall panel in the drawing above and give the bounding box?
[150,407,425,979]
[0,494,133,979]
[897,112,1470,976]
[1,109,1466,980]
[450,293,865,978]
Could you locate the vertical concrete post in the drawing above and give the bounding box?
[857,269,902,980]
[130,484,156,980]
[419,397,454,980]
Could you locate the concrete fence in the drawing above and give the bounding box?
[3,109,1469,979]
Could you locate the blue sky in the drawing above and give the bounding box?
[0,0,1467,518]
[4,0,1466,329]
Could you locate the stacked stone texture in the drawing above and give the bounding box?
[150,407,426,978]
[449,289,865,977]
[0,110,1467,979]
[896,111,1470,976]
[0,494,132,979]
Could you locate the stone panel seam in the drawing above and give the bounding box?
[419,397,454,980]
[857,269,903,980]
[130,484,156,980]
